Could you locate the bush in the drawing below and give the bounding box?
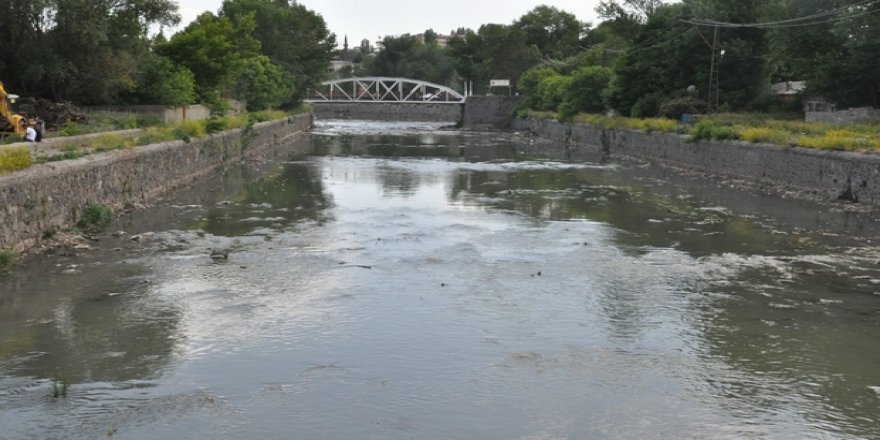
[0,146,33,173]
[795,130,878,151]
[691,120,739,141]
[78,204,113,230]
[559,66,612,120]
[536,74,572,112]
[0,250,15,275]
[641,118,679,133]
[205,117,228,134]
[0,250,12,274]
[630,92,668,118]
[136,127,177,146]
[518,67,560,110]
[739,127,791,145]
[659,97,709,120]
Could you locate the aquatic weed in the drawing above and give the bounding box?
[50,379,69,398]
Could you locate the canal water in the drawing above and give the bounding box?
[1,120,879,439]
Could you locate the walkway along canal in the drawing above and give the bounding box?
[1,120,879,439]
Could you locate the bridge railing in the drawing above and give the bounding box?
[306,77,465,104]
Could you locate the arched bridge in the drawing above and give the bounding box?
[306,77,465,104]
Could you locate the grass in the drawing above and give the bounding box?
[522,109,880,152]
[0,146,33,173]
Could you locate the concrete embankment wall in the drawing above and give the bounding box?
[0,114,312,252]
[312,102,462,122]
[513,117,880,206]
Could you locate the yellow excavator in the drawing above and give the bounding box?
[0,81,36,138]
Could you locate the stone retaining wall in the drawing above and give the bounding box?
[0,114,312,252]
[461,96,520,130]
[513,117,880,206]
[806,107,880,125]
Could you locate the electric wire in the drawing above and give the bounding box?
[684,0,880,29]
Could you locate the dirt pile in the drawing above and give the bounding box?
[19,98,88,130]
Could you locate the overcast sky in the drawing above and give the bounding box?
[174,0,603,45]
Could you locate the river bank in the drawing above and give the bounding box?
[512,117,880,207]
[0,114,312,253]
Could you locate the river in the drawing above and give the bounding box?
[1,120,879,439]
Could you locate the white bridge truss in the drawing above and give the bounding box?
[307,77,465,104]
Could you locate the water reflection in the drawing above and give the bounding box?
[1,121,879,439]
[0,261,178,384]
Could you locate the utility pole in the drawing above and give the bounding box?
[707,25,719,112]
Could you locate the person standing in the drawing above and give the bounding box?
[24,121,37,142]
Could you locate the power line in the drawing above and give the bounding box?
[684,0,880,29]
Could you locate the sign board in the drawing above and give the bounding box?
[489,79,510,87]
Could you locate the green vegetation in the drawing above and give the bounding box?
[0,146,33,174]
[0,250,13,274]
[524,109,880,151]
[50,379,69,398]
[0,0,333,110]
[77,204,113,231]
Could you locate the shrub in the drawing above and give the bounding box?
[91,134,135,151]
[641,118,679,133]
[205,117,228,134]
[518,67,559,110]
[57,121,85,137]
[739,127,791,145]
[136,127,176,146]
[536,74,572,112]
[659,97,708,120]
[78,204,113,230]
[691,120,739,141]
[0,146,33,173]
[559,66,612,120]
[630,92,668,118]
[0,250,13,274]
[795,130,872,151]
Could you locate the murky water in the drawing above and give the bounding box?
[2,120,880,439]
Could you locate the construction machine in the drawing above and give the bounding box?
[0,81,37,138]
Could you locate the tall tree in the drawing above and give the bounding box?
[157,12,261,103]
[220,0,336,105]
[364,34,455,85]
[514,5,584,59]
[0,0,180,102]
[769,0,880,107]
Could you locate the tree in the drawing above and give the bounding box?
[768,0,880,107]
[559,66,612,118]
[133,55,196,106]
[364,34,455,85]
[536,73,571,111]
[514,5,584,59]
[157,12,261,102]
[220,0,336,105]
[596,0,664,23]
[0,0,180,103]
[235,55,295,110]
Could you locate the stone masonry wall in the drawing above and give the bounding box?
[461,96,520,130]
[513,117,880,206]
[0,114,312,252]
[806,107,880,125]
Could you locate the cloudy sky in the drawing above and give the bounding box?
[174,0,603,45]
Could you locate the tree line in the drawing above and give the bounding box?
[2,0,876,116]
[354,0,880,117]
[0,0,334,111]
